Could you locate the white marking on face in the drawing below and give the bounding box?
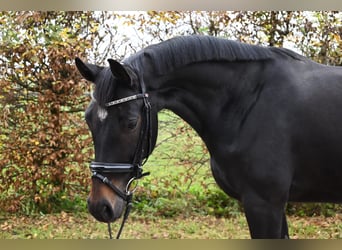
[90,92,108,122]
[97,107,108,122]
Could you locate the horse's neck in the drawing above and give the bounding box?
[146,62,266,144]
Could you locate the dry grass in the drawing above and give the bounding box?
[1,212,341,239]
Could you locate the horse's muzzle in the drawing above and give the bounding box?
[87,196,122,223]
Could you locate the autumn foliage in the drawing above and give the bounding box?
[0,12,96,213]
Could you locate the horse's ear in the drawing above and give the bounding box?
[108,59,130,81]
[75,57,103,83]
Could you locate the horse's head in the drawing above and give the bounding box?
[75,57,157,223]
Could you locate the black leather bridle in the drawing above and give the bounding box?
[89,82,152,239]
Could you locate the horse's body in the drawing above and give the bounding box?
[76,36,342,238]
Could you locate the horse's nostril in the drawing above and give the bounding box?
[88,198,116,222]
[102,200,115,221]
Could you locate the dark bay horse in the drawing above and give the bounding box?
[75,35,342,238]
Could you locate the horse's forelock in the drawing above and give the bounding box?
[94,67,116,107]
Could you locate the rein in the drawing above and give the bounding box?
[89,87,152,239]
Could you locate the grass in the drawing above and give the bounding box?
[1,211,341,239]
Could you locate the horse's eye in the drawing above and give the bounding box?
[127,118,138,130]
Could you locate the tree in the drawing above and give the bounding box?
[294,11,342,65]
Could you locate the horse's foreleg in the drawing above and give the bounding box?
[281,212,290,239]
[242,194,288,239]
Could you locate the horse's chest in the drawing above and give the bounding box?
[209,157,243,200]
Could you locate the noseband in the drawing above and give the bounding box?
[89,85,152,239]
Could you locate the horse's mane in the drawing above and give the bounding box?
[124,35,304,75]
[95,36,305,105]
